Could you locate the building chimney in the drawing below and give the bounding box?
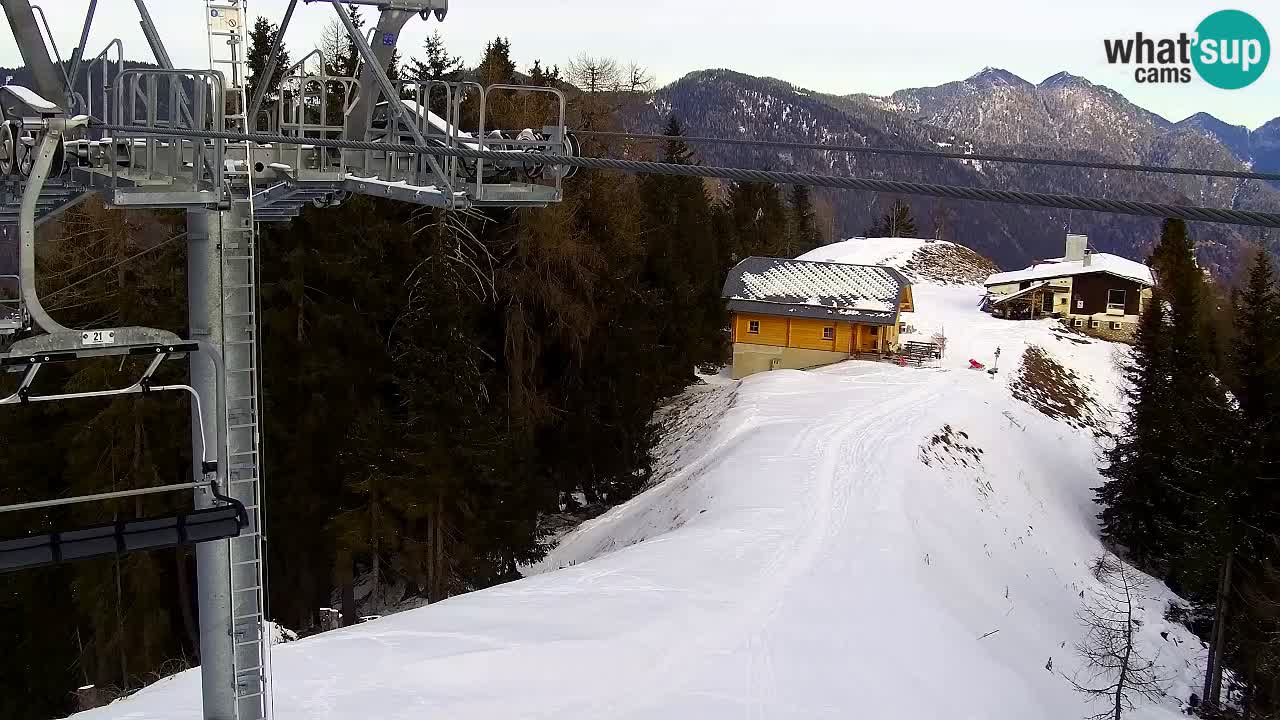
[1065,233,1088,262]
[1083,251,1092,267]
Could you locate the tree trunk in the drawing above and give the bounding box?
[335,551,357,627]
[1205,552,1235,707]
[1116,569,1134,720]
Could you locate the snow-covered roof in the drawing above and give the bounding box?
[722,256,909,325]
[990,281,1050,305]
[984,253,1153,288]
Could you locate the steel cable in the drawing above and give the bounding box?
[576,129,1280,184]
[95,124,1280,229]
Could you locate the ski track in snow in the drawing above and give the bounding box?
[75,239,1205,720]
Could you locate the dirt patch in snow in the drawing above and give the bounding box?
[920,424,992,496]
[920,424,985,469]
[1009,346,1103,433]
[902,242,1000,285]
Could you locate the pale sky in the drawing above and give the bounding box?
[5,0,1279,128]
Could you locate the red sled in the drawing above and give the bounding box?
[968,359,986,370]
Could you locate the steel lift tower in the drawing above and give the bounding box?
[0,1,577,718]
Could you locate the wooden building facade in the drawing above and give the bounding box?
[722,257,914,379]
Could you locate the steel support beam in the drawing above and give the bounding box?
[341,6,415,141]
[132,0,174,68]
[187,208,236,720]
[1,0,65,106]
[330,2,453,196]
[66,0,100,95]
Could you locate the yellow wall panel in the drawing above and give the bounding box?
[900,285,914,312]
[833,322,854,353]
[733,313,788,347]
[788,318,838,351]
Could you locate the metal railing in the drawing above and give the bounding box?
[83,38,124,123]
[0,275,23,334]
[111,69,225,196]
[277,50,361,178]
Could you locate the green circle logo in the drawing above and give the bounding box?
[1193,10,1270,89]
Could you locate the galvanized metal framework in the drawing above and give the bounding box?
[0,1,574,719]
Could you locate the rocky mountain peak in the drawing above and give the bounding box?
[966,67,1033,89]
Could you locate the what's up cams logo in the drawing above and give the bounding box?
[1104,10,1270,89]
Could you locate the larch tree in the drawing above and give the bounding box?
[1068,555,1169,720]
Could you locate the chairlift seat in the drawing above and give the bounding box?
[0,505,243,573]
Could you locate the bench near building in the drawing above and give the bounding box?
[983,234,1154,341]
[722,256,914,379]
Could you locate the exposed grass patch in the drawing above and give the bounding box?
[1010,345,1103,433]
[903,242,1000,285]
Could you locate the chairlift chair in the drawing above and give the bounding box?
[0,117,246,573]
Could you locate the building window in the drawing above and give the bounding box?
[1073,318,1084,328]
[1107,289,1127,311]
[869,326,879,336]
[748,320,760,334]
[1111,322,1122,330]
[1090,319,1100,329]
[822,326,834,340]
[1076,298,1084,310]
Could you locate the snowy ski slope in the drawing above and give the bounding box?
[76,238,1206,720]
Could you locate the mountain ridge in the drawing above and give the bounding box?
[625,67,1279,275]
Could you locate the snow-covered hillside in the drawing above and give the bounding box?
[78,238,1205,720]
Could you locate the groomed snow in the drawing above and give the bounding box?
[76,238,1204,720]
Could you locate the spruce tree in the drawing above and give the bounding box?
[1221,248,1280,711]
[639,115,725,380]
[727,181,789,258]
[409,30,463,81]
[867,198,917,237]
[1140,220,1239,707]
[246,16,291,123]
[1231,248,1279,434]
[785,185,821,257]
[1096,292,1176,569]
[476,36,516,86]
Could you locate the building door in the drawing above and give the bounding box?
[854,324,878,353]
